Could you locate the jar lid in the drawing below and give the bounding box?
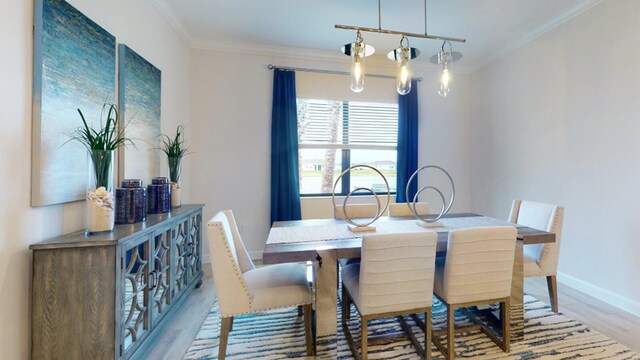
[152,177,169,185]
[121,179,143,188]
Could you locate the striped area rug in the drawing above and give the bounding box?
[184,295,639,359]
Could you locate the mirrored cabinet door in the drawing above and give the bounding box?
[186,213,202,282]
[172,218,189,301]
[151,228,172,326]
[122,238,150,355]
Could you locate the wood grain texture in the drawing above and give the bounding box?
[32,246,116,360]
[31,205,204,360]
[263,213,555,265]
[30,204,205,250]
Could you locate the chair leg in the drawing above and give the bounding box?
[342,281,351,320]
[361,317,369,360]
[501,299,511,352]
[447,304,455,360]
[219,316,233,360]
[426,309,432,360]
[547,275,558,313]
[304,304,315,356]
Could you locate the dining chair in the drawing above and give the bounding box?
[388,202,431,217]
[207,210,314,359]
[433,226,517,360]
[335,203,379,284]
[341,231,438,360]
[509,199,564,313]
[334,203,379,219]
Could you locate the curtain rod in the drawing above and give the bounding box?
[267,64,423,82]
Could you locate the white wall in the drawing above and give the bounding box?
[470,0,640,315]
[190,49,471,259]
[0,0,190,358]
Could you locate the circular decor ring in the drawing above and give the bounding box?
[332,164,391,227]
[405,165,456,223]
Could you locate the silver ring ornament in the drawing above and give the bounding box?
[405,165,455,223]
[332,164,390,227]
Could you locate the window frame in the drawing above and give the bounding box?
[298,99,398,197]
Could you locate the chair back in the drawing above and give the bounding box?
[509,199,564,275]
[358,231,437,315]
[388,202,430,217]
[207,210,255,317]
[334,203,379,219]
[442,226,517,304]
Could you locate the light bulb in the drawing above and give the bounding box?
[439,66,450,97]
[350,56,365,93]
[397,52,411,95]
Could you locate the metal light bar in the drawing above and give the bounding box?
[268,64,424,82]
[335,0,466,44]
[334,24,466,43]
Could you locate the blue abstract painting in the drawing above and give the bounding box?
[32,0,116,206]
[118,45,162,184]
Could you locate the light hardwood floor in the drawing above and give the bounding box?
[146,267,640,359]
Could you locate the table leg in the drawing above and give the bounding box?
[510,241,524,342]
[314,249,338,358]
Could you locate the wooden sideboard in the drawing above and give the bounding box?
[30,204,204,360]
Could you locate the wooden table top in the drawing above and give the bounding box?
[263,213,555,265]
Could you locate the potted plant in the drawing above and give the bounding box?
[160,125,189,208]
[67,104,132,234]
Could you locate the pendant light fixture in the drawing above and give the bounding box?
[429,41,462,97]
[342,30,375,93]
[336,0,465,95]
[387,36,419,95]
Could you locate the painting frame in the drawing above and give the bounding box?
[31,0,117,206]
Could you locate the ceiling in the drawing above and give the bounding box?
[154,0,602,71]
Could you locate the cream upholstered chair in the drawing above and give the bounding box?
[509,199,564,313]
[335,203,380,274]
[433,226,517,360]
[334,203,379,219]
[388,202,431,217]
[341,231,438,360]
[207,210,314,359]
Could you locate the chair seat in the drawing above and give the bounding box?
[524,253,544,277]
[244,263,311,312]
[341,263,360,301]
[338,257,361,268]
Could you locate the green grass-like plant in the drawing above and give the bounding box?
[160,125,189,183]
[66,104,133,189]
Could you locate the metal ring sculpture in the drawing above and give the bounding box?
[405,165,455,223]
[332,164,391,228]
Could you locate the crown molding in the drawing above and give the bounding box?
[148,0,195,47]
[192,39,346,63]
[468,0,606,73]
[149,0,602,74]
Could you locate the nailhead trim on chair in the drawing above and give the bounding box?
[208,222,252,305]
[208,222,312,317]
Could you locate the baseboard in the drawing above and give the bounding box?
[557,271,640,318]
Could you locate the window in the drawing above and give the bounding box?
[297,99,398,196]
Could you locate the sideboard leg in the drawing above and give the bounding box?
[196,279,203,288]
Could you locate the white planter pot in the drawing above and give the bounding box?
[171,183,182,208]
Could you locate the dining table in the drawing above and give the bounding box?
[263,212,555,348]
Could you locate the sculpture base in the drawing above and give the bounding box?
[416,221,444,228]
[348,224,376,233]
